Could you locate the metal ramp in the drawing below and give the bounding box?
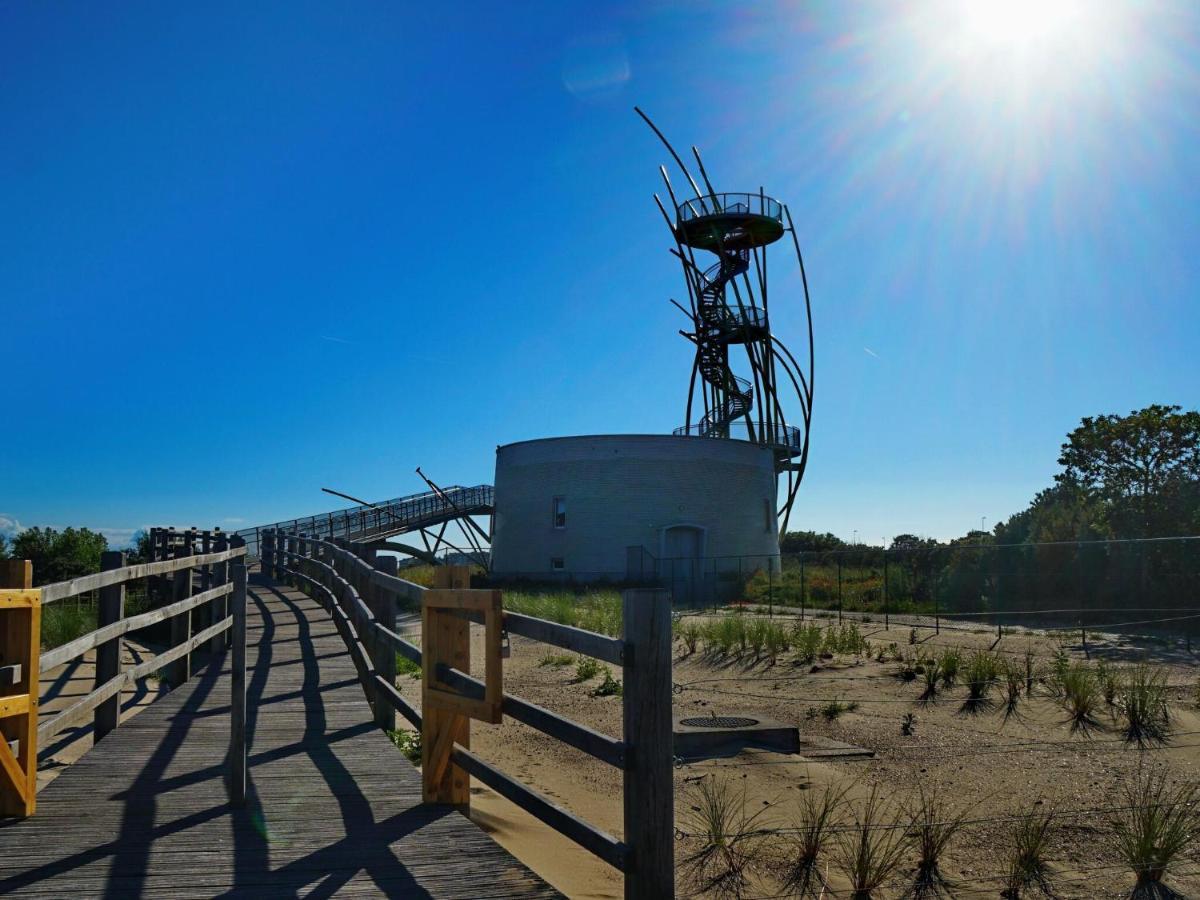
[234,485,493,557]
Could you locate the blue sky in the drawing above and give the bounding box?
[2,1,1197,548]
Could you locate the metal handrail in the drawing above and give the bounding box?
[676,192,783,224]
[672,422,803,451]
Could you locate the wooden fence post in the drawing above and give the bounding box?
[286,534,297,586]
[229,547,247,806]
[622,588,674,900]
[94,550,126,741]
[0,559,40,818]
[167,552,192,688]
[372,555,398,732]
[422,565,472,806]
[211,533,229,652]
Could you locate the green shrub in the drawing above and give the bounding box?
[537,652,573,668]
[395,654,421,678]
[41,600,97,652]
[680,621,701,655]
[503,589,622,636]
[821,698,858,721]
[792,622,824,663]
[591,667,623,697]
[574,657,602,682]
[387,729,422,765]
[938,647,962,687]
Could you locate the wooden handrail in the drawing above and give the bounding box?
[40,583,233,672]
[40,547,247,605]
[271,527,676,896]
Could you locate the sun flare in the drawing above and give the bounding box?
[959,0,1088,49]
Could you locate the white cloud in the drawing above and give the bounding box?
[0,514,22,539]
[864,347,880,359]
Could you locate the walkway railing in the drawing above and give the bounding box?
[264,527,675,900]
[0,539,249,818]
[228,486,494,557]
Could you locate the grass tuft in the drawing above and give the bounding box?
[591,666,623,697]
[907,782,968,898]
[537,652,573,668]
[832,784,913,900]
[1001,803,1055,899]
[1111,765,1200,894]
[783,782,847,898]
[681,776,770,897]
[960,650,1000,714]
[1119,664,1172,746]
[1060,663,1102,734]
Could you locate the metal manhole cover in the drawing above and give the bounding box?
[680,716,760,729]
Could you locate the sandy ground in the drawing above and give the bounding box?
[387,612,1200,899]
[36,639,174,791]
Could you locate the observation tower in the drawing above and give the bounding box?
[638,109,815,532]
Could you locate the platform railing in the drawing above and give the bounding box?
[266,527,674,900]
[0,540,248,818]
[676,191,783,222]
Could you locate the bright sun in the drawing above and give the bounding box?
[960,0,1087,49]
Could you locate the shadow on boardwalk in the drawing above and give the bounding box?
[0,574,559,898]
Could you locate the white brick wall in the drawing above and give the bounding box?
[490,434,780,577]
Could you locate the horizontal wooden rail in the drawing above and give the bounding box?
[40,547,246,605]
[271,532,665,889]
[38,616,232,742]
[436,663,625,768]
[40,583,233,672]
[281,545,625,664]
[451,745,628,871]
[502,612,625,666]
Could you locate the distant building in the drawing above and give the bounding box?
[489,434,780,603]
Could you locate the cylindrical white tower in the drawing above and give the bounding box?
[490,434,779,603]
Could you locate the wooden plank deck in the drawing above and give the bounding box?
[0,574,560,898]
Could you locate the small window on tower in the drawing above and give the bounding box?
[552,496,567,529]
[551,557,565,571]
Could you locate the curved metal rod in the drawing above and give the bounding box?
[690,146,720,199]
[784,203,815,417]
[771,334,813,412]
[635,107,708,211]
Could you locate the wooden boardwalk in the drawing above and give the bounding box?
[0,575,559,898]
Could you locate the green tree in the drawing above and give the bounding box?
[780,530,846,554]
[11,527,108,586]
[1057,404,1200,538]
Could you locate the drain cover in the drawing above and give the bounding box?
[679,716,760,729]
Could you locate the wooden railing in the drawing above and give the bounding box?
[264,527,674,900]
[0,539,249,818]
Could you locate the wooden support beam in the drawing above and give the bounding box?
[371,556,398,732]
[166,554,192,688]
[622,589,674,900]
[0,561,40,819]
[94,550,125,742]
[228,550,247,806]
[421,593,470,807]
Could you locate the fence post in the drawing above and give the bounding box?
[883,550,890,630]
[94,550,126,741]
[211,533,229,652]
[422,565,472,806]
[373,555,398,732]
[229,546,247,806]
[1,558,40,818]
[837,555,843,624]
[800,554,806,621]
[622,588,674,900]
[285,534,297,586]
[167,551,192,688]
